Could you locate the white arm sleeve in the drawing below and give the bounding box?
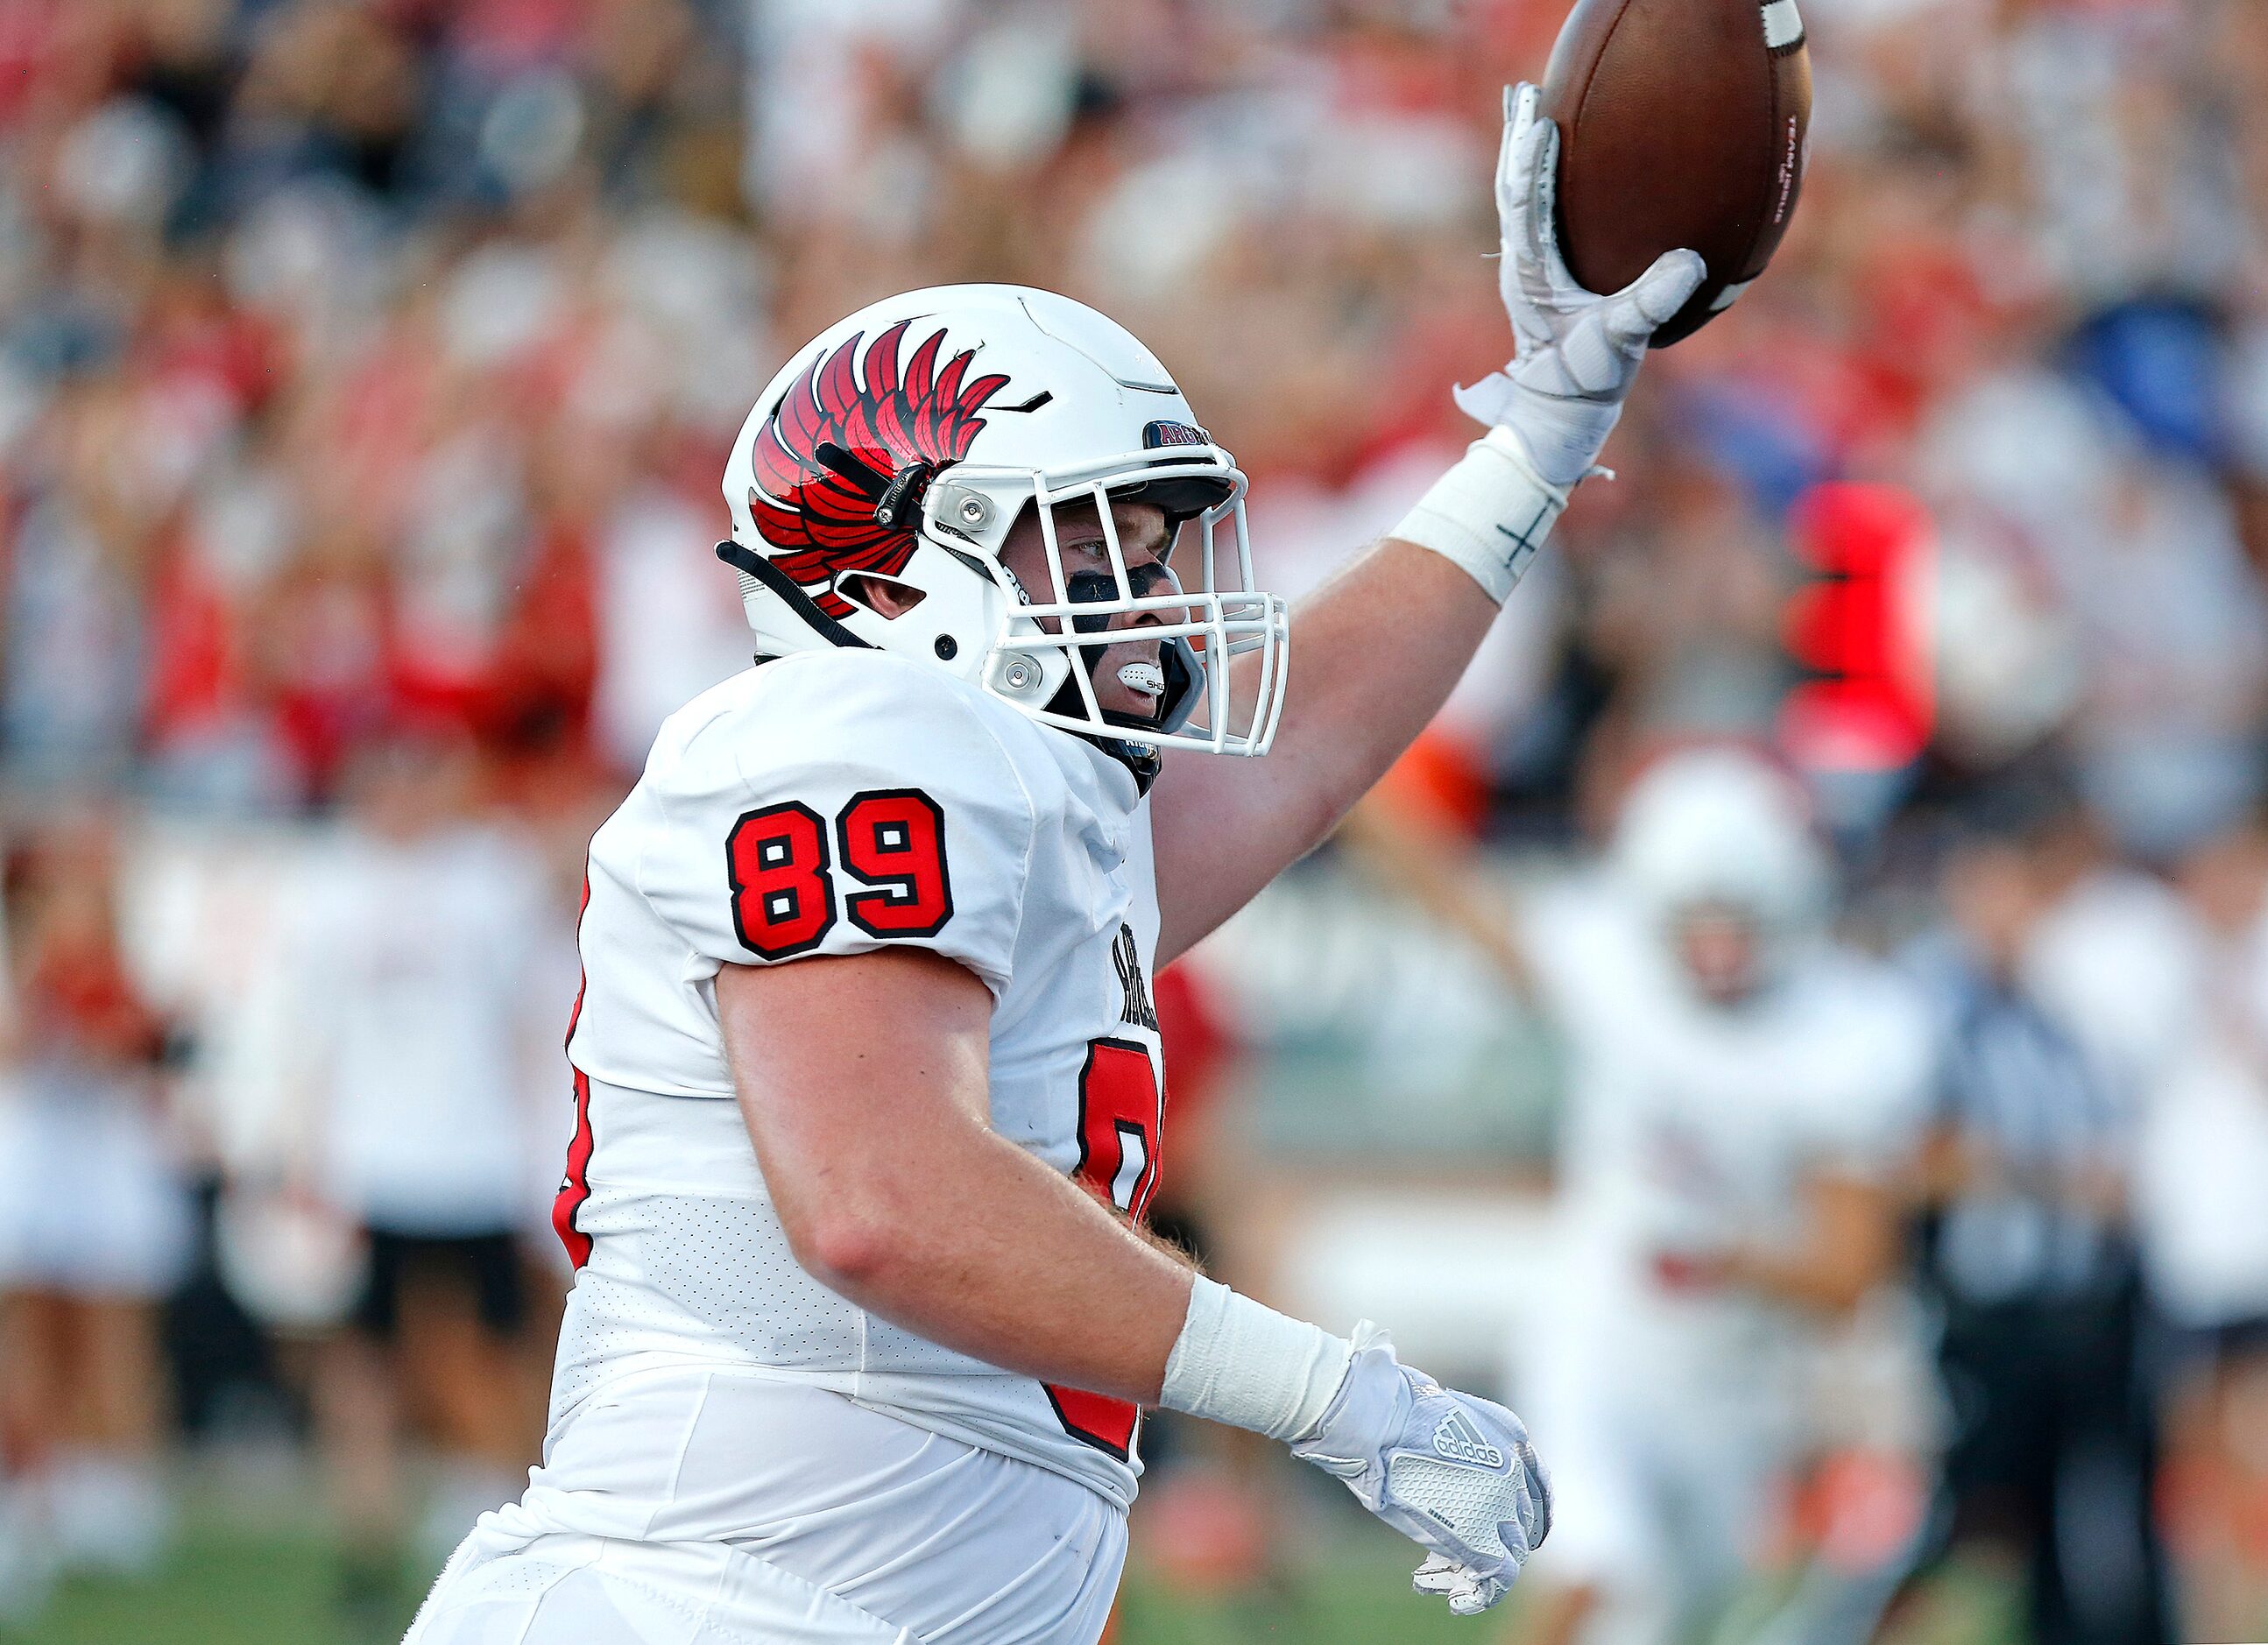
[1161,1275,1352,1442]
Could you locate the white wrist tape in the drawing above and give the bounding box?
[1388,425,1570,605]
[1159,1274,1353,1442]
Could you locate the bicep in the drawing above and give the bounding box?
[1148,746,1301,966]
[717,949,995,1231]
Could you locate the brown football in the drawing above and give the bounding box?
[1539,0,1812,347]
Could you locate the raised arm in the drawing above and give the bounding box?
[1152,543,1498,964]
[1150,87,1699,964]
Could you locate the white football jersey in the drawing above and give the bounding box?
[1523,875,1931,1410]
[550,647,1168,1509]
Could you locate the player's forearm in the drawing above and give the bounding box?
[1723,1176,1898,1314]
[1154,540,1496,961]
[1720,1239,1880,1314]
[1261,540,1501,829]
[787,1122,1196,1404]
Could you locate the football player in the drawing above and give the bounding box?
[1345,746,1932,1645]
[406,88,1701,1645]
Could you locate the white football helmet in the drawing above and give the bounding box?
[720,286,1289,782]
[1610,745,1831,958]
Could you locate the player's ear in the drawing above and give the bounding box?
[839,574,929,620]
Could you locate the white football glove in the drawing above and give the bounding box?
[1290,1324,1551,1616]
[1455,82,1705,489]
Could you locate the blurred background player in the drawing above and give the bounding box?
[0,811,189,1610]
[2143,813,2268,1641]
[267,720,555,1627]
[1874,784,2184,1645]
[1346,745,1932,1644]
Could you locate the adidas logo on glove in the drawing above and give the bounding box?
[1432,1409,1506,1469]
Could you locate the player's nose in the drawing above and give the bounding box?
[1070,561,1179,628]
[1120,561,1181,628]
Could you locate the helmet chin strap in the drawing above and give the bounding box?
[717,541,873,653]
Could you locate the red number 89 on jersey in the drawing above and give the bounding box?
[726,788,953,958]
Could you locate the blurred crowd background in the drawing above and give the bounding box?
[4,0,2268,1641]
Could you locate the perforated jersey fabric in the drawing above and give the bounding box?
[546,647,1171,1512]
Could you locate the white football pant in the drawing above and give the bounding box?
[405,1368,1126,1644]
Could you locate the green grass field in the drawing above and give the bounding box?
[0,1488,2024,1645]
[0,1521,1492,1645]
[4,1522,368,1645]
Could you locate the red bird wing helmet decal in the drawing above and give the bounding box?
[746,320,1012,618]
